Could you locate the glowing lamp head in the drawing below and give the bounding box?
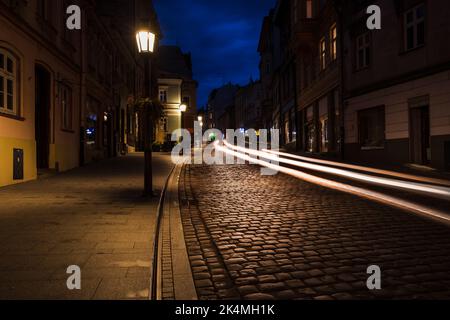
[198,116,203,122]
[179,104,187,112]
[136,30,156,53]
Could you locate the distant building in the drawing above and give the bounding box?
[258,11,277,131]
[156,45,197,143]
[235,80,263,131]
[206,83,240,132]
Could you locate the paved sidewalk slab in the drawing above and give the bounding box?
[0,153,173,300]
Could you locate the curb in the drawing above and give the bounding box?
[155,163,197,300]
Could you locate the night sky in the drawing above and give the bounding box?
[154,0,276,109]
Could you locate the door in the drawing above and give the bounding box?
[410,106,430,165]
[35,65,51,169]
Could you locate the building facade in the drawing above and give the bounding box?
[156,46,197,143]
[0,0,160,187]
[206,83,239,133]
[235,80,263,131]
[342,0,450,170]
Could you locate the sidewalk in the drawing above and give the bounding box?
[0,153,174,300]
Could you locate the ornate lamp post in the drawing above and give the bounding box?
[136,28,156,196]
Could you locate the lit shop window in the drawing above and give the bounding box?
[0,48,19,115]
[86,114,97,145]
[404,4,425,51]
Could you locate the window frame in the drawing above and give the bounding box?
[330,24,337,61]
[403,3,426,52]
[355,32,371,71]
[319,37,327,71]
[159,88,168,103]
[306,0,313,19]
[60,83,73,131]
[0,48,19,116]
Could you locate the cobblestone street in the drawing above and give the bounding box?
[179,164,450,300]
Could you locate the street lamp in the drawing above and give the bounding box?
[179,103,187,113]
[136,28,156,197]
[136,30,156,53]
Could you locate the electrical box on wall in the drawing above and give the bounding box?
[13,149,24,180]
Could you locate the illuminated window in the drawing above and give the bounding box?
[306,0,313,19]
[0,48,19,115]
[404,4,425,51]
[330,24,337,61]
[319,37,326,70]
[356,33,371,70]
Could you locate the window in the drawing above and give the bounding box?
[306,0,313,19]
[284,116,290,144]
[358,106,385,150]
[319,37,326,70]
[404,4,425,51]
[37,0,53,24]
[356,33,371,70]
[60,84,73,130]
[330,24,337,61]
[159,89,167,103]
[0,49,18,115]
[293,0,299,24]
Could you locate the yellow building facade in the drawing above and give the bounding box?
[0,2,81,187]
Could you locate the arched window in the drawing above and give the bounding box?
[0,48,19,115]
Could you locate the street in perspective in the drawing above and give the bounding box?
[1,0,450,308]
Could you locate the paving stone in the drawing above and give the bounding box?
[179,164,450,300]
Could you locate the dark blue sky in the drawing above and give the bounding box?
[154,0,276,109]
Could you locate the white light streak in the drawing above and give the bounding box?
[215,141,450,224]
[223,141,450,200]
[262,148,450,187]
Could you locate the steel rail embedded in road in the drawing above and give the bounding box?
[217,141,450,224]
[223,141,450,200]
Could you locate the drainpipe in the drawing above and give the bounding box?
[337,1,346,161]
[293,57,301,152]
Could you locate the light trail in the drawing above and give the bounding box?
[215,141,450,224]
[261,148,450,187]
[223,141,450,200]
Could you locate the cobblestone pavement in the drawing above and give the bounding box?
[0,153,173,300]
[179,164,450,300]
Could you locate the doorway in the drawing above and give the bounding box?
[410,105,430,165]
[35,65,51,169]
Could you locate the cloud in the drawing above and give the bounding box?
[154,0,276,108]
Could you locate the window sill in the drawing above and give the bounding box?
[361,146,385,151]
[399,44,425,56]
[61,128,75,134]
[0,112,24,121]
